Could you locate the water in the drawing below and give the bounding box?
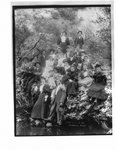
[16,120,106,136]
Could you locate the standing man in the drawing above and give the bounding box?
[74,31,84,50]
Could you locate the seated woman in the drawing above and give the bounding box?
[78,64,93,88]
[66,51,76,66]
[31,84,51,126]
[66,65,79,97]
[82,55,93,70]
[87,64,108,104]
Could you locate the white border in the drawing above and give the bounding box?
[11,1,113,5]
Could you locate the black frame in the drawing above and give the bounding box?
[12,4,111,136]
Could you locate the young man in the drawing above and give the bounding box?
[47,77,68,126]
[74,31,84,49]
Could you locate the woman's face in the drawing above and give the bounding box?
[84,56,88,62]
[36,63,40,68]
[41,79,45,84]
[61,32,66,36]
[56,79,60,85]
[96,67,101,73]
[77,63,82,70]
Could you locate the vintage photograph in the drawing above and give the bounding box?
[13,4,112,136]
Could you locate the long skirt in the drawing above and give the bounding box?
[67,81,78,96]
[87,82,107,100]
[60,43,68,54]
[31,93,50,119]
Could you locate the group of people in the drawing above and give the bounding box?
[30,31,108,127]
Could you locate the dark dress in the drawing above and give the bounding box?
[57,37,70,54]
[66,70,79,96]
[74,37,84,49]
[88,72,107,100]
[66,57,76,66]
[31,85,51,119]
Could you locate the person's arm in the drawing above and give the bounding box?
[102,75,107,85]
[74,38,78,47]
[57,37,61,45]
[82,37,84,45]
[66,38,70,45]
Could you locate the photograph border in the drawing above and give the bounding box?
[12,1,113,136]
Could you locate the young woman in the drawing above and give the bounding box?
[87,64,108,103]
[66,65,79,97]
[31,84,51,125]
[57,31,70,54]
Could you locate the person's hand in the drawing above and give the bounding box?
[69,79,73,82]
[45,95,48,102]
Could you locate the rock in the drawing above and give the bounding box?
[46,122,52,127]
[35,120,41,126]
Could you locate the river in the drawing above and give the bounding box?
[16,120,106,136]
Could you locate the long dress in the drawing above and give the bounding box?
[87,72,107,100]
[66,70,79,96]
[57,36,70,54]
[31,85,51,119]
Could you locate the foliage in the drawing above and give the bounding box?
[14,7,112,125]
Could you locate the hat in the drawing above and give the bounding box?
[78,30,82,34]
[95,63,101,68]
[21,56,29,62]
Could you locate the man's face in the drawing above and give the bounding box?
[78,32,82,36]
